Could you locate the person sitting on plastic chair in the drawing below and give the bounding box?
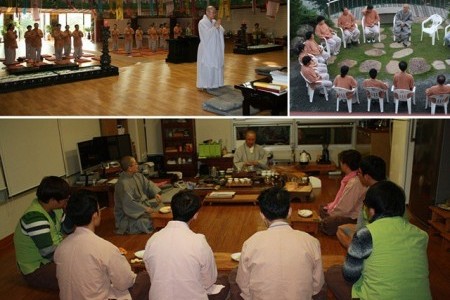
[338,7,360,48]
[315,16,341,55]
[394,4,413,47]
[362,4,380,43]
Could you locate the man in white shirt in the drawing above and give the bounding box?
[55,190,150,300]
[143,190,229,300]
[233,130,268,171]
[230,187,325,300]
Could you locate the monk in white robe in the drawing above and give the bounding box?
[196,6,225,90]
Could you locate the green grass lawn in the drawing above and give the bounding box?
[327,23,449,81]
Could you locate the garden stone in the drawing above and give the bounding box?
[365,49,386,57]
[386,60,400,74]
[389,42,404,49]
[409,57,431,75]
[338,59,358,68]
[392,48,413,59]
[445,59,450,66]
[432,60,446,70]
[359,60,382,73]
[373,43,385,48]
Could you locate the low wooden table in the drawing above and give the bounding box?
[150,211,173,229]
[203,193,259,205]
[290,209,320,235]
[284,182,313,202]
[234,77,287,116]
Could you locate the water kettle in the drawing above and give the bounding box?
[299,150,311,165]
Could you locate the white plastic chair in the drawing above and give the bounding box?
[319,36,331,56]
[426,94,449,115]
[392,86,416,114]
[444,24,450,46]
[332,86,360,113]
[300,70,329,103]
[339,23,360,48]
[364,86,389,112]
[362,16,381,43]
[393,15,411,41]
[421,14,443,45]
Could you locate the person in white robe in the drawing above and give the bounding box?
[197,6,225,90]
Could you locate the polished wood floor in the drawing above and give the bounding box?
[0,175,448,299]
[0,39,287,116]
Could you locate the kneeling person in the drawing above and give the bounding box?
[144,190,229,300]
[232,187,324,299]
[55,190,150,299]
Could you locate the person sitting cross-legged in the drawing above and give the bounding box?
[326,181,432,300]
[229,187,325,300]
[320,149,367,236]
[55,190,150,300]
[143,190,230,300]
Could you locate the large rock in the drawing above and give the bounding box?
[380,34,387,41]
[409,57,431,75]
[446,59,450,66]
[295,24,315,39]
[338,59,358,68]
[365,49,386,57]
[386,60,400,74]
[392,48,413,59]
[359,60,382,73]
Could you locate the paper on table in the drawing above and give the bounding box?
[206,284,226,295]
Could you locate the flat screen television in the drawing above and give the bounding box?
[93,134,132,162]
[77,140,102,174]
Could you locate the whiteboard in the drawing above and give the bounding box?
[0,119,66,196]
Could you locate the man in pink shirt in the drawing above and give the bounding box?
[230,187,325,300]
[393,60,415,98]
[363,68,389,98]
[315,15,341,55]
[333,65,358,100]
[426,74,450,110]
[144,190,229,300]
[301,55,332,92]
[55,190,150,300]
[338,7,360,47]
[320,149,367,235]
[362,4,380,43]
[426,74,450,97]
[304,31,330,64]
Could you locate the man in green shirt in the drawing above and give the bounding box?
[325,181,431,300]
[13,176,71,290]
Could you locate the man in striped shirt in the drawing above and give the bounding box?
[13,176,71,290]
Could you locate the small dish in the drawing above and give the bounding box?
[298,209,313,218]
[134,250,145,259]
[159,206,172,214]
[231,252,241,262]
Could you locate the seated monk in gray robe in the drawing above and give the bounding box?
[394,4,413,45]
[114,156,162,234]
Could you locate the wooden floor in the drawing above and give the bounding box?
[0,40,287,116]
[0,175,449,299]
